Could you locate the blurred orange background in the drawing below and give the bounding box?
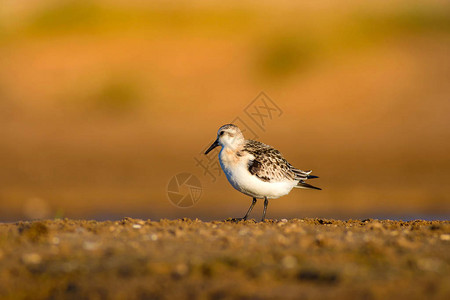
[1,0,449,221]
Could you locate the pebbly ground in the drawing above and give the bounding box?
[0,218,449,300]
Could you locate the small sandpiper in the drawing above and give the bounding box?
[205,124,321,222]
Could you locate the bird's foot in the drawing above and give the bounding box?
[224,217,242,222]
[260,218,274,223]
[225,217,255,223]
[232,217,246,222]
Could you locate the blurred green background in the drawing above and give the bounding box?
[0,0,449,221]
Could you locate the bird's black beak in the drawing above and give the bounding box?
[204,139,219,155]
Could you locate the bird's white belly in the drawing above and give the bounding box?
[219,151,297,199]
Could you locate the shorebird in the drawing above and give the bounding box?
[204,124,320,222]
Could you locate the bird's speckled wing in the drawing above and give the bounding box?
[244,140,311,183]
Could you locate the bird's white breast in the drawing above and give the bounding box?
[219,148,297,199]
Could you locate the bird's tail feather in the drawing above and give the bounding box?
[295,181,322,190]
[292,169,319,180]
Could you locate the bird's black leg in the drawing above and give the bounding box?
[242,198,257,221]
[261,197,269,222]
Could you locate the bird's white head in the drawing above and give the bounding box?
[204,124,244,154]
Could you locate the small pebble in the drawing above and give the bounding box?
[174,263,189,277]
[417,258,442,272]
[440,234,450,241]
[22,253,42,265]
[281,255,297,269]
[83,241,100,251]
[238,229,249,236]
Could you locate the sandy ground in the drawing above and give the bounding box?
[1,1,450,222]
[0,218,449,300]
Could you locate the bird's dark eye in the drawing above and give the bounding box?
[219,131,224,136]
